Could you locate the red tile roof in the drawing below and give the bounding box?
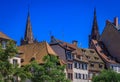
[0,32,11,40]
[18,41,63,66]
[92,39,117,64]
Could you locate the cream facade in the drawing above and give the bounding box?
[73,61,88,82]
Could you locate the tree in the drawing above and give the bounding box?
[92,69,120,82]
[0,40,31,82]
[26,55,70,82]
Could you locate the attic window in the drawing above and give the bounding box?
[90,50,94,53]
[99,64,103,68]
[86,56,90,59]
[94,57,99,60]
[21,59,24,63]
[90,63,94,67]
[30,57,35,61]
[82,49,86,52]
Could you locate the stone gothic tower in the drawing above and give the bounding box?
[89,8,100,48]
[21,12,37,45]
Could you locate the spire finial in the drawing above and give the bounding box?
[94,7,96,17]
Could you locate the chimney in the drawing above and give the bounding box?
[72,40,78,46]
[114,17,118,27]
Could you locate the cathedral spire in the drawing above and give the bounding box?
[89,8,100,48]
[91,8,100,40]
[21,11,34,45]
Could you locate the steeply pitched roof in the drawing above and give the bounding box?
[81,48,104,63]
[18,41,58,65]
[50,36,88,63]
[0,32,11,40]
[92,39,117,64]
[91,8,100,39]
[73,48,88,63]
[50,36,76,50]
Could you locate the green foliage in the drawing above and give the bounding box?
[0,40,30,82]
[0,40,70,82]
[92,69,120,82]
[26,55,70,82]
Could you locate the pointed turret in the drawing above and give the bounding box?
[89,8,100,48]
[21,11,35,45]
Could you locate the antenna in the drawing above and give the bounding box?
[49,30,52,37]
[79,42,82,48]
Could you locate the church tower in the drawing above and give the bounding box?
[21,11,36,45]
[89,8,100,48]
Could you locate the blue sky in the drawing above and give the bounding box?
[0,0,120,48]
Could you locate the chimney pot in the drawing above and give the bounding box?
[114,17,118,27]
[72,40,78,46]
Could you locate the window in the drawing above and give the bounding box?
[94,57,99,60]
[86,74,88,79]
[68,63,72,69]
[82,64,84,69]
[74,62,77,68]
[86,56,90,60]
[118,67,120,72]
[113,66,117,71]
[77,62,79,69]
[75,73,81,79]
[66,51,72,60]
[83,74,85,79]
[91,63,94,67]
[79,63,81,69]
[30,57,35,61]
[90,50,94,53]
[79,73,81,79]
[68,73,73,80]
[2,41,6,49]
[89,73,93,79]
[99,64,103,69]
[84,64,87,70]
[81,74,83,79]
[13,59,18,66]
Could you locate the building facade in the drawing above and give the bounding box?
[50,36,89,82]
[89,9,120,73]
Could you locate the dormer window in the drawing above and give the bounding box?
[86,56,90,60]
[94,57,99,60]
[2,41,6,49]
[66,51,72,60]
[30,57,35,62]
[90,63,94,67]
[99,64,103,69]
[90,50,94,53]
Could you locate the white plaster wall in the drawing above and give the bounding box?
[110,64,120,73]
[9,57,21,67]
[73,63,89,82]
